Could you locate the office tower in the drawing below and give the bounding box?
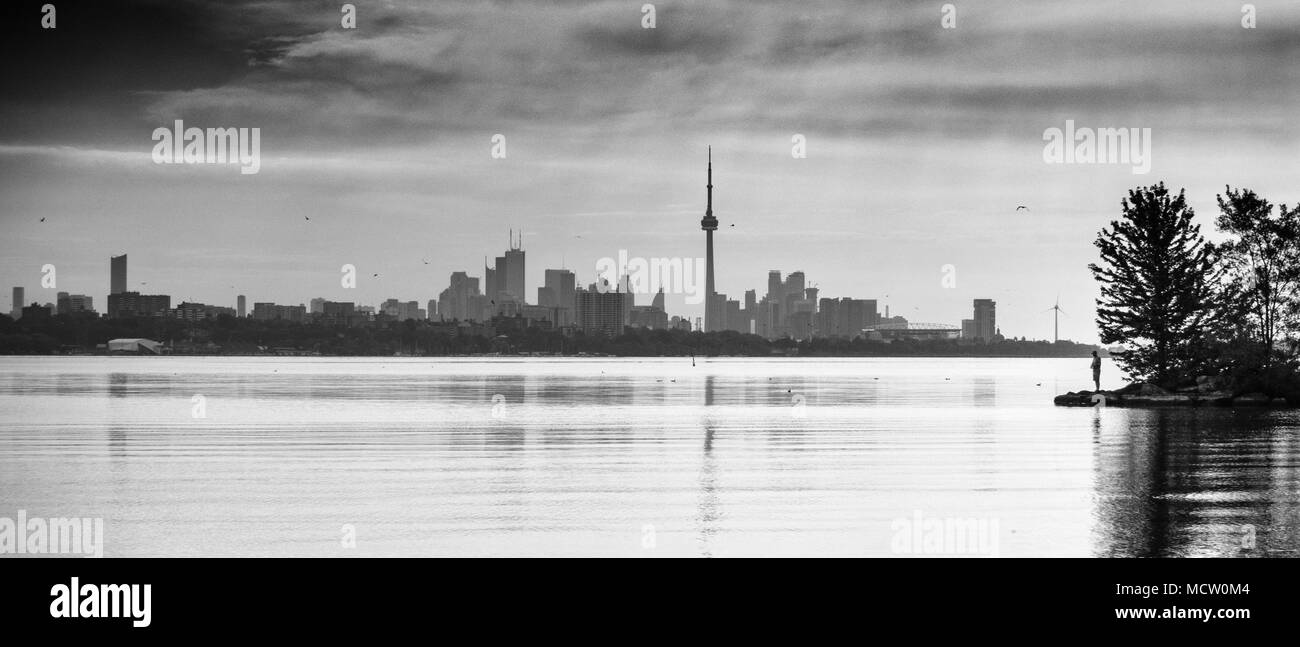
[786,272,806,297]
[67,294,93,313]
[701,148,720,332]
[652,287,665,312]
[577,285,626,337]
[962,319,977,340]
[427,299,437,320]
[542,269,576,326]
[504,247,525,304]
[172,302,236,321]
[11,287,24,319]
[767,271,782,303]
[744,289,756,313]
[485,231,527,305]
[310,297,326,315]
[56,292,69,315]
[110,254,127,295]
[378,299,423,321]
[253,303,306,322]
[438,271,487,322]
[106,292,171,319]
[973,299,997,341]
[617,274,634,324]
[237,295,246,318]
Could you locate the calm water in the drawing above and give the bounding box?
[1,356,1297,557]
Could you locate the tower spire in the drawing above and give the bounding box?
[706,146,713,218]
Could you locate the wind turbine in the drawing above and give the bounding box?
[1045,296,1067,343]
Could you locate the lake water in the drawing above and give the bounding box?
[1,356,1297,557]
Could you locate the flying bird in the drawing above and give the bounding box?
[1016,205,1029,212]
[39,217,45,222]
[304,216,310,221]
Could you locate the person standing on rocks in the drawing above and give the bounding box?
[1091,351,1102,392]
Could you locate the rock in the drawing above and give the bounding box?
[1137,383,1170,396]
[1055,384,1295,408]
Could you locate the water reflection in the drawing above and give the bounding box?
[1093,408,1300,557]
[2,356,1297,557]
[696,423,720,558]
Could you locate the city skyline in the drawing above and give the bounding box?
[3,1,1299,344]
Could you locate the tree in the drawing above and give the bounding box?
[1215,186,1300,356]
[1090,183,1225,387]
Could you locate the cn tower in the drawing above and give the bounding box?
[700,147,718,332]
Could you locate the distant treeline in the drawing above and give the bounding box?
[0,313,1099,358]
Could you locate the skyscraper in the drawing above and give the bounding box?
[11,287,23,319]
[486,231,527,306]
[237,295,246,318]
[973,299,997,342]
[438,271,487,321]
[701,148,721,332]
[577,284,626,337]
[110,254,127,295]
[542,268,576,326]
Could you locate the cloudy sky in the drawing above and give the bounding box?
[2,0,1297,342]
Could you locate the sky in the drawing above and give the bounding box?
[1,0,1298,343]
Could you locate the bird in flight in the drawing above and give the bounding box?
[372,273,379,278]
[304,216,311,221]
[39,217,45,222]
[1016,205,1029,212]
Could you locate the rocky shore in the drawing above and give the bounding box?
[1054,377,1292,408]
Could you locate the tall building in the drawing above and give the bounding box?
[438,272,488,321]
[310,297,326,315]
[701,148,721,332]
[110,254,127,295]
[973,299,997,342]
[767,271,783,304]
[577,284,626,337]
[11,287,24,319]
[426,299,437,320]
[541,269,576,326]
[237,295,246,318]
[486,231,527,305]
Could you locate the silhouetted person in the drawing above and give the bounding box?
[1091,351,1102,392]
